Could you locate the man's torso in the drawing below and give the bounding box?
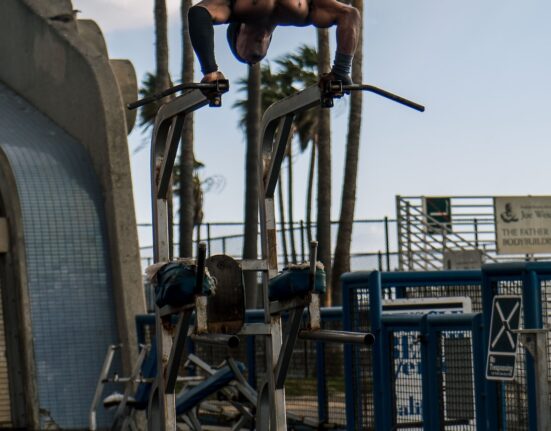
[231,0,311,25]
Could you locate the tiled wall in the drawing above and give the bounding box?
[0,83,119,429]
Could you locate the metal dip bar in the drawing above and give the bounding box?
[333,83,425,112]
[128,80,230,110]
[190,333,240,349]
[299,329,375,345]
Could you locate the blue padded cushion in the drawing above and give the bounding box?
[268,267,326,302]
[133,342,157,410]
[156,262,215,308]
[175,362,246,415]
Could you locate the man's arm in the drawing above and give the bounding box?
[188,0,232,81]
[309,0,360,82]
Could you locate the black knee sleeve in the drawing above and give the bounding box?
[188,6,218,74]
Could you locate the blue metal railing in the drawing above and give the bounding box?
[343,265,551,431]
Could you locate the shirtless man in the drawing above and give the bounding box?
[188,0,360,84]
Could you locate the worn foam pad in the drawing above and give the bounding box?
[206,255,245,334]
[175,362,246,415]
[268,263,326,302]
[155,262,215,308]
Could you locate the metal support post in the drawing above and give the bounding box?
[89,345,118,431]
[516,329,551,431]
[146,81,229,431]
[257,82,422,430]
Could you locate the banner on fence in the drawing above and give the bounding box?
[384,297,472,420]
[494,196,551,255]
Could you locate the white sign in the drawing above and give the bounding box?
[383,297,472,315]
[485,296,522,381]
[383,297,471,420]
[443,250,483,270]
[495,196,551,255]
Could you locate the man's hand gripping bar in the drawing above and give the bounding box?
[127,80,230,110]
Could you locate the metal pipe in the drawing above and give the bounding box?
[195,242,207,294]
[128,80,229,110]
[89,345,118,430]
[299,329,374,346]
[190,333,240,349]
[309,241,318,290]
[384,216,391,271]
[337,84,425,112]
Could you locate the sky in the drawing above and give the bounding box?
[72,0,551,254]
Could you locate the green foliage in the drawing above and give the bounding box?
[234,44,320,152]
[138,73,224,225]
[138,72,162,131]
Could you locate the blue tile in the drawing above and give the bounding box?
[0,83,119,428]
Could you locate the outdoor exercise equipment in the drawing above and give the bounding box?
[89,344,255,431]
[139,77,422,430]
[256,80,423,430]
[127,80,230,110]
[142,79,255,430]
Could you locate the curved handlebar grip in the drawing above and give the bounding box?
[127,80,230,110]
[346,84,425,112]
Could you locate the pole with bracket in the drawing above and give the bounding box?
[515,329,551,431]
[257,80,423,430]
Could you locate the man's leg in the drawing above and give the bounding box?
[309,0,360,82]
[188,0,232,81]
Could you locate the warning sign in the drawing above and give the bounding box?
[485,296,522,381]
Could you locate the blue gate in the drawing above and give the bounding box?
[343,270,486,430]
[343,266,551,430]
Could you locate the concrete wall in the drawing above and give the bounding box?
[0,81,124,428]
[0,0,145,370]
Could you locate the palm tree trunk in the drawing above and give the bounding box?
[287,141,298,264]
[154,0,174,258]
[278,176,289,267]
[316,28,332,306]
[306,137,317,244]
[154,0,171,93]
[243,63,261,308]
[332,0,363,304]
[178,0,195,258]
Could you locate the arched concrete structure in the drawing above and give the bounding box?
[0,82,121,429]
[0,0,145,370]
[0,0,146,428]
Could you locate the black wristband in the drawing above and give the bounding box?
[331,51,353,79]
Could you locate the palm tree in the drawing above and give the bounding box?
[154,0,172,93]
[153,0,175,258]
[279,48,319,250]
[235,47,320,270]
[139,75,214,255]
[316,28,333,306]
[331,0,364,303]
[179,0,195,258]
[274,48,318,265]
[243,63,261,308]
